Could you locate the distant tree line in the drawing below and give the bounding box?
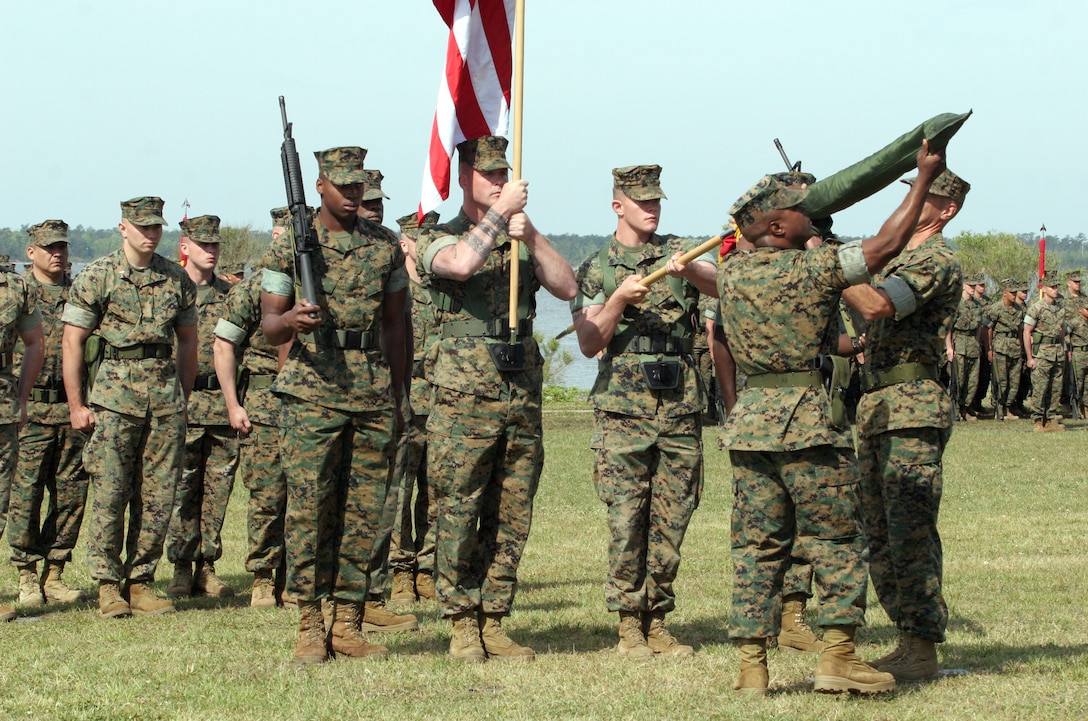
[1,226,1081,283]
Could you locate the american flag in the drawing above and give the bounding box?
[419,0,514,218]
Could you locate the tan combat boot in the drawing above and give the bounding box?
[361,599,419,633]
[778,594,825,653]
[616,610,654,660]
[389,570,417,604]
[295,600,330,664]
[877,633,939,681]
[869,631,906,671]
[250,571,276,608]
[18,565,45,606]
[42,561,86,603]
[449,610,487,663]
[645,610,694,658]
[330,600,389,659]
[813,626,895,694]
[126,582,176,616]
[98,581,131,619]
[733,638,769,695]
[479,612,535,661]
[415,571,437,601]
[166,562,193,598]
[193,562,235,597]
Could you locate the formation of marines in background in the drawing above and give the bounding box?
[0,127,1078,696]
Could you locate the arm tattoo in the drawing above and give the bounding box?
[463,208,508,259]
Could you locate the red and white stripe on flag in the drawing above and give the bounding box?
[419,0,515,218]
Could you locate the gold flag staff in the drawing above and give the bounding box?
[507,0,526,346]
[554,234,725,340]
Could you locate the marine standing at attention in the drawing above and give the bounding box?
[9,221,87,608]
[62,196,198,619]
[569,165,717,660]
[415,135,576,662]
[260,147,408,663]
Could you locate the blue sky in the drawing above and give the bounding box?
[1,0,1084,241]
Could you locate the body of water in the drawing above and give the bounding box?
[533,291,597,390]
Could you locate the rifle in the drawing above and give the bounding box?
[1064,335,1082,420]
[773,138,802,173]
[945,359,960,421]
[989,353,1004,420]
[279,96,318,313]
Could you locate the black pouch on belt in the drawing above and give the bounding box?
[641,361,680,390]
[487,343,526,372]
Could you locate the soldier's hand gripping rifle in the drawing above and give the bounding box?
[279,96,318,315]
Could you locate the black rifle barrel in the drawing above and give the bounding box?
[279,96,318,308]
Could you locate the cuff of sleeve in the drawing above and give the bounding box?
[18,307,42,333]
[421,235,458,275]
[838,241,871,286]
[385,266,409,294]
[61,304,98,330]
[878,275,917,320]
[214,318,247,345]
[262,269,294,297]
[570,292,605,314]
[1023,314,1037,327]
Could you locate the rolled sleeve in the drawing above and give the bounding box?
[61,302,99,330]
[214,318,247,345]
[18,307,41,333]
[838,241,871,287]
[420,235,458,275]
[877,275,918,320]
[570,290,605,314]
[385,266,409,294]
[261,269,294,297]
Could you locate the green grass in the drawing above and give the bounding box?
[1,411,1085,720]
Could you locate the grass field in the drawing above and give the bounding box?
[1,410,1085,720]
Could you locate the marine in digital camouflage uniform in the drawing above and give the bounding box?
[260,146,408,663]
[0,247,44,623]
[983,278,1026,418]
[62,196,198,619]
[1023,270,1066,430]
[946,273,984,420]
[9,220,89,607]
[842,167,966,682]
[570,164,716,660]
[1062,270,1088,415]
[722,145,944,695]
[166,215,240,599]
[357,168,388,224]
[416,136,576,662]
[212,208,292,608]
[387,210,441,605]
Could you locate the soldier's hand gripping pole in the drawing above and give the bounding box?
[554,234,725,341]
[279,96,318,313]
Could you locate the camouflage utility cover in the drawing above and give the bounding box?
[260,217,407,413]
[856,233,961,437]
[396,211,439,238]
[121,196,168,226]
[362,169,389,201]
[456,136,511,171]
[62,250,197,417]
[314,147,367,185]
[612,165,667,201]
[717,243,864,451]
[180,215,222,244]
[571,234,707,418]
[901,169,970,206]
[729,175,808,231]
[28,219,68,246]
